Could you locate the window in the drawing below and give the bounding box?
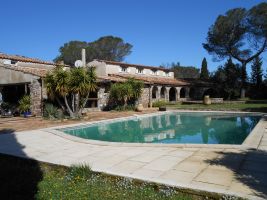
[152,70,158,76]
[119,66,128,73]
[136,68,144,74]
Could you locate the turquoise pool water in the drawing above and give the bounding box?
[60,112,261,144]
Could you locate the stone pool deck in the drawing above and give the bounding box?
[0,112,266,199]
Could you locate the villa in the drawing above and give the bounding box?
[0,53,216,116]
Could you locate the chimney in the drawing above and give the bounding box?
[82,49,86,67]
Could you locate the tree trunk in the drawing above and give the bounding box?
[80,92,90,111]
[240,62,247,99]
[64,95,74,118]
[74,93,80,117]
[240,88,246,99]
[71,94,74,112]
[55,97,65,111]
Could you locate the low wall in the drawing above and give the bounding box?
[210,98,224,103]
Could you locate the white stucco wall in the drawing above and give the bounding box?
[87,60,175,78]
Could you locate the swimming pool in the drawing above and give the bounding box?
[59,112,261,145]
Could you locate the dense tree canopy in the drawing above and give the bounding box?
[109,78,144,108]
[211,59,241,99]
[203,2,267,97]
[250,56,263,88]
[164,62,199,79]
[200,58,209,80]
[54,36,133,66]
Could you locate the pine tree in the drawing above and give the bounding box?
[251,56,263,88]
[200,58,209,80]
[223,58,241,99]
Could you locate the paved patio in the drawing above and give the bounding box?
[0,111,267,199]
[0,124,267,200]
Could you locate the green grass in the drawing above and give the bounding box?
[167,102,267,113]
[0,153,230,200]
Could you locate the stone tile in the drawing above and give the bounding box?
[190,180,228,191]
[116,147,150,156]
[129,152,162,163]
[109,160,145,174]
[237,170,267,187]
[229,181,255,196]
[143,157,183,171]
[90,155,129,171]
[241,160,267,173]
[194,168,234,186]
[167,150,194,158]
[131,168,164,179]
[159,170,197,184]
[194,150,220,159]
[174,160,208,173]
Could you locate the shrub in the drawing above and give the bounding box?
[66,164,92,182]
[18,95,31,113]
[43,103,64,120]
[109,78,144,108]
[114,104,136,111]
[152,100,167,107]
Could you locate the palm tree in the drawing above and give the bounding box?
[44,66,97,118]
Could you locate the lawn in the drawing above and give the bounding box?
[0,153,226,200]
[167,102,267,113]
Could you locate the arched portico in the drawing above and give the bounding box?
[160,87,167,99]
[169,87,177,101]
[189,87,196,99]
[152,86,158,99]
[180,87,186,98]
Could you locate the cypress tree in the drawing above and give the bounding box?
[200,58,209,80]
[251,56,263,88]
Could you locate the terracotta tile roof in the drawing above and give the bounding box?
[100,74,189,86]
[94,59,172,72]
[0,64,51,78]
[0,53,56,65]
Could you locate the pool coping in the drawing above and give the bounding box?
[43,110,266,150]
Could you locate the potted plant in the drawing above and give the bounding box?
[18,95,31,118]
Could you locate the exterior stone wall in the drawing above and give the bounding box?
[97,86,109,110]
[210,98,223,103]
[29,79,42,116]
[139,86,151,107]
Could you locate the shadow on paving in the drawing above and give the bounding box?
[0,129,43,200]
[0,128,16,134]
[205,149,267,198]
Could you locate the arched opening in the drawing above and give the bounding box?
[169,87,177,101]
[203,88,218,98]
[180,87,186,98]
[189,88,196,99]
[152,86,158,99]
[85,91,98,108]
[160,87,166,99]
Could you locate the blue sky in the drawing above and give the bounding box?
[0,0,266,73]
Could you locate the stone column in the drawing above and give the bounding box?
[98,87,108,110]
[29,79,42,116]
[165,87,170,102]
[157,86,162,100]
[175,87,181,101]
[185,87,190,98]
[0,86,3,105]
